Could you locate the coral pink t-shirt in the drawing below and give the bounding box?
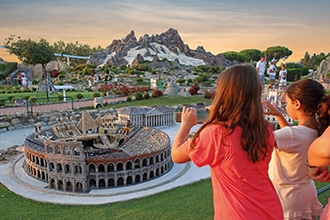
[184,124,283,219]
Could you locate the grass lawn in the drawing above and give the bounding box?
[107,96,210,108]
[0,179,214,220]
[0,179,329,220]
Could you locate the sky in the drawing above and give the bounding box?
[1,0,330,63]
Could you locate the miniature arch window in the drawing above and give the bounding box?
[73,147,80,156]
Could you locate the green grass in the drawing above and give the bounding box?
[0,179,214,220]
[109,96,210,108]
[0,179,329,220]
[0,91,95,101]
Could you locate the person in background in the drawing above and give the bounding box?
[22,75,27,88]
[172,64,283,219]
[93,73,99,91]
[264,79,328,220]
[103,71,109,85]
[87,75,93,89]
[307,95,330,220]
[256,55,266,84]
[6,75,11,85]
[278,63,288,89]
[17,71,22,86]
[267,59,277,89]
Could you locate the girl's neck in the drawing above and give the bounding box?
[298,117,316,129]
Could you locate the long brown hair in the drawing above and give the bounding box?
[191,64,271,163]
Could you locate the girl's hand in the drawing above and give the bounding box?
[205,105,212,111]
[308,167,330,182]
[181,106,197,129]
[262,101,281,116]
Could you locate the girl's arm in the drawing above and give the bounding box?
[171,106,197,164]
[308,126,330,167]
[263,101,290,128]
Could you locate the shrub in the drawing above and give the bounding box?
[8,95,15,102]
[76,93,84,99]
[287,68,302,81]
[135,92,144,100]
[57,73,66,80]
[136,78,143,83]
[23,87,31,92]
[71,78,78,84]
[31,79,39,85]
[176,78,185,85]
[57,95,64,101]
[204,90,216,99]
[188,84,200,95]
[144,92,150,99]
[152,89,163,98]
[92,92,101,98]
[126,96,132,102]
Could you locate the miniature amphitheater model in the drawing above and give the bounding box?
[23,110,173,193]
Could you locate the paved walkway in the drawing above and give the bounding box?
[0,100,211,205]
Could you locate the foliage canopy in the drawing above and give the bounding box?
[4,35,55,66]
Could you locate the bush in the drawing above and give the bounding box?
[135,92,144,100]
[92,92,101,98]
[57,73,66,80]
[126,96,132,102]
[152,89,163,98]
[287,68,303,81]
[57,95,64,101]
[71,78,78,84]
[188,84,200,95]
[31,79,39,85]
[144,92,150,99]
[76,93,84,99]
[204,90,216,99]
[8,95,16,102]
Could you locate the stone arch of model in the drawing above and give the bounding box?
[23,110,173,193]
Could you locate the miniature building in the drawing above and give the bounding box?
[23,110,173,193]
[117,106,175,127]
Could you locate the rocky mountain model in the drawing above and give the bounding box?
[87,28,234,69]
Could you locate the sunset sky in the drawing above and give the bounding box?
[1,0,329,63]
